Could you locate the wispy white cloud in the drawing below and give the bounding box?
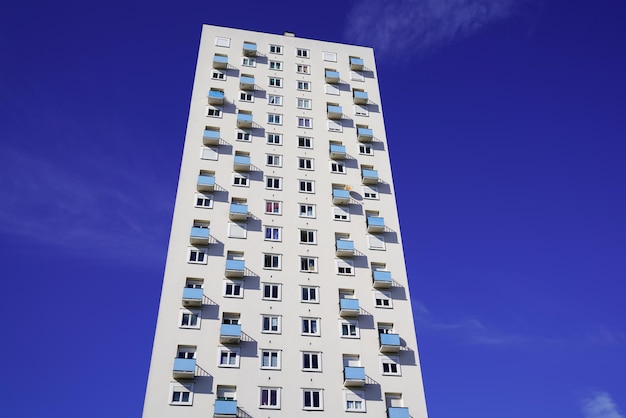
[581,391,624,418]
[584,324,626,346]
[344,0,533,59]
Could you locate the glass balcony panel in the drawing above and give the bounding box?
[182,287,203,306]
[388,407,410,418]
[340,298,360,317]
[236,113,253,128]
[197,174,216,191]
[225,259,246,276]
[373,270,392,288]
[329,144,346,159]
[214,399,238,417]
[332,188,350,205]
[173,358,196,378]
[220,324,242,343]
[361,168,379,184]
[233,155,251,171]
[229,204,248,221]
[213,54,228,69]
[327,105,343,119]
[336,239,355,257]
[203,129,220,145]
[208,89,224,104]
[367,216,385,232]
[343,366,366,386]
[357,127,373,141]
[325,69,340,83]
[353,91,369,104]
[243,42,257,56]
[380,333,401,352]
[350,57,364,70]
[190,227,210,244]
[239,76,255,90]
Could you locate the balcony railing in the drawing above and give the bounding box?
[329,144,346,159]
[361,168,379,184]
[172,358,196,379]
[214,399,238,417]
[208,89,224,105]
[339,298,360,317]
[236,113,253,128]
[203,129,220,145]
[343,366,366,386]
[190,227,210,245]
[229,203,248,221]
[332,188,350,205]
[225,259,246,277]
[387,407,410,418]
[327,105,343,120]
[243,42,257,56]
[197,174,216,192]
[233,155,251,171]
[213,54,228,69]
[336,239,355,257]
[367,216,385,233]
[357,127,373,142]
[353,90,368,104]
[372,270,392,288]
[220,324,242,344]
[182,287,203,307]
[239,76,255,90]
[350,57,364,70]
[325,69,340,83]
[379,333,401,352]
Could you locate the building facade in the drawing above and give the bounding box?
[143,25,428,418]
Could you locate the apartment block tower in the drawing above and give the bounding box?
[143,25,428,418]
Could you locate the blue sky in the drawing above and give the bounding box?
[1,0,625,417]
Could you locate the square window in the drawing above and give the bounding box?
[224,280,243,298]
[299,204,316,218]
[211,71,226,80]
[218,347,240,368]
[266,154,282,167]
[260,350,281,370]
[350,71,365,82]
[374,290,392,308]
[201,146,218,160]
[262,283,281,300]
[337,259,354,275]
[298,117,312,128]
[325,84,340,95]
[265,200,282,215]
[207,106,222,117]
[345,390,366,412]
[301,317,320,336]
[242,56,256,67]
[299,229,317,244]
[297,80,311,91]
[363,185,379,199]
[268,77,282,88]
[296,48,309,58]
[264,226,281,241]
[297,64,310,74]
[341,319,360,338]
[298,157,314,170]
[268,95,283,106]
[236,129,251,141]
[303,389,323,410]
[263,253,281,269]
[188,247,207,264]
[297,98,312,109]
[267,133,282,145]
[195,193,213,208]
[215,37,231,47]
[266,176,282,190]
[269,60,282,70]
[179,309,200,329]
[299,180,314,193]
[239,91,254,102]
[359,143,373,155]
[323,51,338,62]
[300,256,317,272]
[368,234,386,250]
[302,351,322,371]
[227,222,247,239]
[269,44,283,54]
[298,136,313,148]
[170,383,193,405]
[354,105,369,116]
[328,120,343,132]
[232,173,249,187]
[260,387,280,409]
[381,355,401,375]
[333,206,350,221]
[268,113,282,125]
[301,286,319,303]
[262,315,281,333]
[330,161,346,173]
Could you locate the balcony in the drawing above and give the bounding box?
[357,127,373,142]
[325,69,340,83]
[239,75,255,90]
[343,366,366,387]
[203,129,220,145]
[350,57,364,70]
[182,287,203,307]
[229,203,248,221]
[243,42,257,56]
[213,54,228,69]
[353,90,369,104]
[372,270,392,288]
[233,155,251,171]
[197,174,216,192]
[361,168,379,184]
[336,239,355,257]
[225,259,246,277]
[220,324,242,344]
[172,358,196,379]
[208,89,224,105]
[367,216,385,233]
[327,105,343,120]
[379,333,401,352]
[236,113,253,128]
[332,188,350,205]
[339,298,360,317]
[190,227,210,245]
[329,144,346,159]
[387,407,410,418]
[214,399,238,417]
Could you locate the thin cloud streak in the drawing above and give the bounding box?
[344,0,532,59]
[581,391,624,418]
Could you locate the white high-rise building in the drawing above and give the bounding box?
[143,24,428,418]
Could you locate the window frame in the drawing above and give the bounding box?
[302,389,323,410]
[261,314,281,334]
[299,228,317,244]
[206,106,222,118]
[298,117,312,129]
[211,70,226,80]
[297,98,312,109]
[336,258,355,275]
[195,193,214,209]
[301,317,320,336]
[345,389,366,412]
[264,226,282,241]
[232,172,249,187]
[296,48,310,58]
[267,113,282,125]
[374,290,393,308]
[262,282,281,301]
[241,56,256,67]
[239,91,254,102]
[333,206,350,221]
[301,285,319,303]
[179,308,200,329]
[268,60,283,70]
[299,204,316,218]
[302,351,322,371]
[340,319,360,338]
[218,347,240,368]
[265,176,282,190]
[299,179,315,193]
[188,247,207,264]
[170,383,193,405]
[268,94,283,106]
[297,80,311,91]
[266,153,282,167]
[265,200,282,215]
[381,355,401,376]
[259,387,281,409]
[298,157,314,170]
[267,133,282,145]
[263,253,282,270]
[330,161,346,174]
[299,256,318,273]
[223,279,243,298]
[298,136,313,148]
[363,185,379,200]
[269,44,283,54]
[268,77,283,88]
[260,349,281,370]
[296,63,311,74]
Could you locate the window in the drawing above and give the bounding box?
[337,259,354,275]
[224,280,243,298]
[179,309,200,329]
[368,234,386,250]
[345,390,366,412]
[266,154,282,167]
[263,253,281,269]
[268,77,282,88]
[236,130,251,141]
[330,161,346,173]
[260,387,280,408]
[215,36,231,47]
[341,319,359,338]
[260,350,281,369]
[303,389,323,410]
[195,193,213,208]
[232,173,249,187]
[264,226,281,241]
[327,120,343,132]
[262,283,281,300]
[242,56,256,67]
[177,345,196,359]
[262,315,280,333]
[298,157,314,170]
[299,204,315,218]
[381,355,401,375]
[296,48,309,58]
[297,80,311,91]
[265,176,282,190]
[333,206,350,221]
[298,117,312,128]
[300,256,317,272]
[268,113,282,125]
[301,286,319,303]
[239,91,254,102]
[268,95,283,105]
[296,63,311,74]
[350,71,365,82]
[267,133,282,145]
[170,383,193,405]
[269,60,282,70]
[218,347,240,367]
[201,146,218,160]
[299,180,314,193]
[211,70,225,80]
[265,200,282,215]
[359,143,373,155]
[299,229,317,244]
[298,136,312,148]
[323,51,337,62]
[217,385,237,400]
[354,105,369,116]
[188,247,207,264]
[374,290,392,308]
[269,44,283,54]
[302,317,320,336]
[302,352,321,371]
[185,278,203,289]
[363,185,379,199]
[222,313,240,325]
[207,106,222,117]
[297,98,312,109]
[325,84,340,95]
